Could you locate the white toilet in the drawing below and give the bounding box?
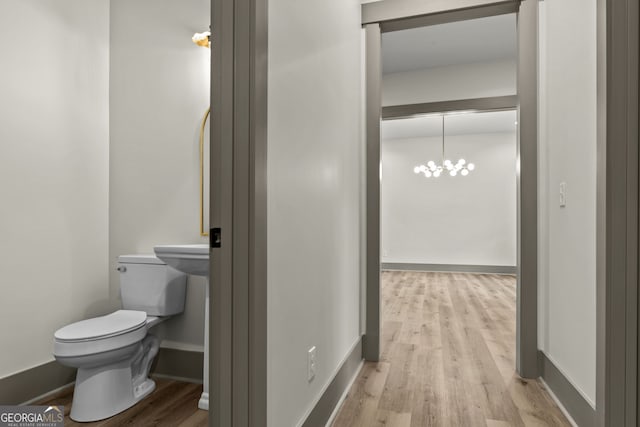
[53,254,187,422]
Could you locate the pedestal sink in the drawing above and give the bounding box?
[154,244,210,410]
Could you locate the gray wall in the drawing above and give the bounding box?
[383,59,516,106]
[0,0,110,380]
[109,0,210,351]
[538,0,597,405]
[381,130,517,267]
[266,0,364,425]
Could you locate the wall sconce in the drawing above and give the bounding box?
[192,31,211,48]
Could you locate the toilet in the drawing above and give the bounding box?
[53,254,187,422]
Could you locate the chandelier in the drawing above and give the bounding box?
[413,114,475,178]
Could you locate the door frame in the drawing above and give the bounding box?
[209,0,268,426]
[596,0,639,425]
[381,95,518,119]
[362,0,539,378]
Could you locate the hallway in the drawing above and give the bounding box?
[332,271,571,427]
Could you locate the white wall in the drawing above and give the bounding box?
[538,0,597,405]
[382,59,516,106]
[109,0,210,350]
[267,1,363,426]
[0,0,110,379]
[382,133,517,266]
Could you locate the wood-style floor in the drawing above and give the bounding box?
[37,378,207,427]
[332,271,572,427]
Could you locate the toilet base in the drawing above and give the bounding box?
[68,336,159,422]
[71,362,154,422]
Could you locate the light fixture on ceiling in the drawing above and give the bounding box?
[413,114,475,178]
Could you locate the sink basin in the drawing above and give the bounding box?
[154,244,209,277]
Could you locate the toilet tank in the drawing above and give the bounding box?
[117,255,187,316]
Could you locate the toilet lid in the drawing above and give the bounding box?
[54,310,147,342]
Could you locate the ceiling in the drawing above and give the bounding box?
[381,14,517,75]
[381,110,517,140]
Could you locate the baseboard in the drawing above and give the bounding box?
[539,378,579,427]
[151,347,203,383]
[538,351,596,427]
[300,337,364,427]
[0,347,202,406]
[151,373,203,384]
[381,262,516,275]
[0,361,75,405]
[324,360,364,427]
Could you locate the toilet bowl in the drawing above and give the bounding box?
[53,255,186,422]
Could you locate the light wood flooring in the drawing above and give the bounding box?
[37,378,207,427]
[332,271,571,427]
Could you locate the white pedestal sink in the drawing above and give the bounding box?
[154,244,210,410]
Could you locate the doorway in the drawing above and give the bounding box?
[362,0,539,380]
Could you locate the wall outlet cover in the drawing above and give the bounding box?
[307,346,317,382]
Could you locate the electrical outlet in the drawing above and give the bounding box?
[559,182,567,207]
[307,346,317,382]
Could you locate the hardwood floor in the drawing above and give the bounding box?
[37,378,207,427]
[35,272,570,426]
[332,271,571,427]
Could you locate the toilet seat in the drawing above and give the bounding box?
[54,310,148,358]
[55,310,147,342]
